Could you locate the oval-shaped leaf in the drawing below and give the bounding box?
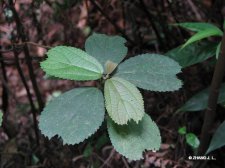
[39,87,105,144]
[104,77,144,125]
[166,42,217,68]
[206,121,225,154]
[185,133,200,149]
[115,54,182,92]
[178,83,225,112]
[107,114,161,160]
[41,46,103,81]
[178,126,187,135]
[85,33,128,68]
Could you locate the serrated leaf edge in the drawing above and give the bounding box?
[138,78,183,92]
[39,118,104,145]
[107,116,161,160]
[39,88,105,145]
[41,46,104,81]
[104,77,145,125]
[115,54,183,92]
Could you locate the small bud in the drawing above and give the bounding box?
[105,60,118,75]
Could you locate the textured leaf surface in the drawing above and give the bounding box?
[41,46,103,81]
[107,114,161,160]
[0,110,2,127]
[178,83,225,112]
[85,33,127,68]
[39,87,105,144]
[115,54,182,92]
[186,133,200,149]
[207,121,225,154]
[104,77,144,125]
[166,42,217,68]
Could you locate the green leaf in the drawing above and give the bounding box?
[178,126,187,135]
[166,42,217,68]
[85,33,128,68]
[183,29,223,48]
[216,42,221,59]
[175,22,222,33]
[185,133,200,149]
[175,22,223,48]
[206,121,225,154]
[107,114,161,160]
[32,154,40,165]
[178,83,225,112]
[39,87,105,144]
[41,46,103,81]
[95,133,109,150]
[104,77,144,125]
[115,54,182,92]
[83,143,93,158]
[0,110,3,127]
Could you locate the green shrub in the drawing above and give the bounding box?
[39,33,182,160]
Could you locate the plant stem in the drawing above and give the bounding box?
[14,41,51,49]
[13,48,40,146]
[138,0,165,48]
[89,0,134,45]
[0,55,44,63]
[8,0,44,112]
[0,53,9,112]
[197,32,225,155]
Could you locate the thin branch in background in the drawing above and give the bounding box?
[85,0,89,23]
[122,157,130,168]
[138,0,165,49]
[8,0,44,112]
[0,53,9,113]
[165,0,186,41]
[0,48,14,53]
[121,1,126,33]
[13,47,40,146]
[166,0,180,24]
[89,0,134,45]
[197,32,225,156]
[100,149,115,168]
[0,65,21,138]
[44,0,52,7]
[0,42,50,55]
[0,55,44,63]
[31,1,42,40]
[14,42,51,49]
[92,153,112,168]
[186,0,202,21]
[152,0,173,48]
